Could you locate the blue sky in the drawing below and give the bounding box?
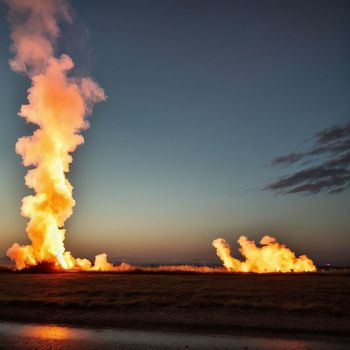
[0,0,349,264]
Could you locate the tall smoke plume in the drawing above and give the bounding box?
[4,0,113,270]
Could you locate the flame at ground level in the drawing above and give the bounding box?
[8,235,316,274]
[6,245,133,272]
[212,235,316,273]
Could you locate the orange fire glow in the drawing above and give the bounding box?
[212,235,316,273]
[22,325,71,340]
[4,0,121,271]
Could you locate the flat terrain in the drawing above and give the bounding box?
[0,272,349,340]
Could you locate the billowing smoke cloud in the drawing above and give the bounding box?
[265,122,350,195]
[4,0,114,270]
[212,236,316,273]
[6,0,71,74]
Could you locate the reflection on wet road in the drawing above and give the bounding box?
[0,321,348,350]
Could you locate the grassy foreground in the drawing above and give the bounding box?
[0,272,349,338]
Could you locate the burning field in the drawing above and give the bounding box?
[1,0,349,346]
[6,234,317,274]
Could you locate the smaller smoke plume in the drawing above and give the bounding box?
[212,236,316,273]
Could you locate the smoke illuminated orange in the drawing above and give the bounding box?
[5,0,117,271]
[212,236,316,273]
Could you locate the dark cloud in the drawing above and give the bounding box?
[265,122,350,195]
[316,123,350,145]
[271,153,303,166]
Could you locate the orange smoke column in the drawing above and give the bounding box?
[4,0,112,270]
[213,236,316,273]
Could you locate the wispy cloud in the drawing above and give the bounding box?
[265,122,350,195]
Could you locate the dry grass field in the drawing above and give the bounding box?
[0,272,349,339]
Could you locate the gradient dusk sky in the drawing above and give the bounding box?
[0,0,349,265]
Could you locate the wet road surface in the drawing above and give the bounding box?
[0,321,348,350]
